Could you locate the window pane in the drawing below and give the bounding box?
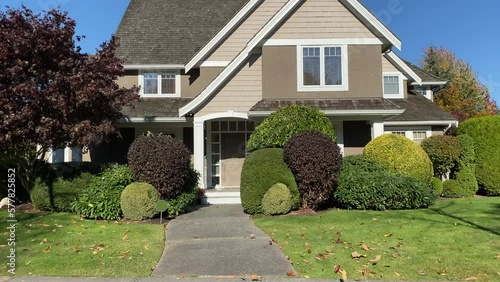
[384,76,400,95]
[52,148,65,163]
[303,47,320,86]
[211,121,220,132]
[413,131,427,142]
[229,121,237,131]
[325,47,342,85]
[161,74,175,94]
[71,147,82,162]
[144,73,158,94]
[211,133,220,143]
[211,144,220,154]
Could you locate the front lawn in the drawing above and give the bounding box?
[254,198,500,281]
[0,211,164,277]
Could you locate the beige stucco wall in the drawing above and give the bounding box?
[271,0,377,39]
[382,56,399,72]
[197,54,263,116]
[117,70,139,89]
[182,67,224,98]
[262,45,383,99]
[207,0,288,61]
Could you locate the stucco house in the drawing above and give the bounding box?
[56,0,456,203]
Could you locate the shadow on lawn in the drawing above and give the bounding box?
[426,200,500,236]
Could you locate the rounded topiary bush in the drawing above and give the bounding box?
[334,170,435,210]
[247,104,335,152]
[240,148,299,214]
[261,183,292,215]
[442,179,466,198]
[431,177,443,196]
[121,182,160,220]
[364,134,433,182]
[457,117,499,195]
[454,134,478,196]
[128,133,191,199]
[421,135,460,178]
[284,131,342,210]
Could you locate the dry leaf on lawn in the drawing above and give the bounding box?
[286,271,296,277]
[384,233,393,237]
[339,269,347,280]
[465,277,478,281]
[351,251,365,259]
[394,272,401,277]
[315,253,327,260]
[333,265,341,273]
[370,255,382,262]
[361,243,369,251]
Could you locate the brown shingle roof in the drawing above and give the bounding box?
[403,60,446,83]
[121,98,193,118]
[115,0,248,65]
[250,98,402,111]
[386,92,456,122]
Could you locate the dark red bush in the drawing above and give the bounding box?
[127,134,191,198]
[284,131,343,210]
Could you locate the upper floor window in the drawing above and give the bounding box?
[141,71,180,97]
[297,45,348,91]
[414,85,433,101]
[383,73,404,99]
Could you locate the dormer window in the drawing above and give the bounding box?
[297,45,348,91]
[383,72,404,99]
[140,71,180,97]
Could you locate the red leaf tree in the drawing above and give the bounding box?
[0,6,139,194]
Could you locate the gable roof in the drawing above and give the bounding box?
[402,60,447,85]
[115,0,248,65]
[385,92,456,123]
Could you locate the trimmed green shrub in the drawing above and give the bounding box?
[284,131,342,210]
[31,172,93,212]
[120,182,160,220]
[247,104,335,152]
[364,134,433,182]
[431,177,443,196]
[71,164,134,220]
[421,135,460,178]
[457,116,500,195]
[334,170,435,210]
[261,183,292,215]
[241,148,299,214]
[128,133,191,199]
[165,184,198,218]
[453,134,478,196]
[442,179,467,198]
[456,134,476,165]
[455,168,478,197]
[341,155,387,174]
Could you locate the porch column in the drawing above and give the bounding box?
[193,120,205,189]
[371,120,384,139]
[333,121,344,156]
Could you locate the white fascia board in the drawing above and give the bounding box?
[121,117,188,123]
[263,38,383,46]
[384,51,422,85]
[340,0,402,50]
[411,81,447,86]
[249,109,405,117]
[124,64,184,70]
[384,120,457,126]
[184,0,263,72]
[179,0,305,117]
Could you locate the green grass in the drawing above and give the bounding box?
[0,211,164,277]
[254,198,500,281]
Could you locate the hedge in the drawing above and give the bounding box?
[364,134,433,182]
[247,104,335,152]
[240,148,299,214]
[421,135,460,178]
[457,116,500,195]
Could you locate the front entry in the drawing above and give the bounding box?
[221,133,246,187]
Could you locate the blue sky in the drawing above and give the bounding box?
[2,0,499,102]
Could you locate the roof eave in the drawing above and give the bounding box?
[384,51,422,85]
[249,109,405,117]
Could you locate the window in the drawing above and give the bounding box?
[383,73,404,98]
[298,45,348,91]
[414,85,433,101]
[384,128,431,143]
[412,131,427,143]
[141,72,179,96]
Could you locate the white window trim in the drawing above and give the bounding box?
[297,45,349,92]
[384,126,432,142]
[414,85,433,101]
[383,72,405,99]
[138,70,181,98]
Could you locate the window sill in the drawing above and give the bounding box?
[298,85,348,92]
[141,94,180,98]
[383,94,404,99]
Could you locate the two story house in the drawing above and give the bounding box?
[85,0,456,200]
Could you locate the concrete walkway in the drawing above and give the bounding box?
[152,205,295,277]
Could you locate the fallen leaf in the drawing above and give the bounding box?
[394,272,401,277]
[465,277,478,281]
[26,261,31,265]
[250,234,256,239]
[43,246,51,253]
[384,233,393,237]
[339,269,347,280]
[329,226,335,230]
[315,253,326,260]
[496,253,500,259]
[359,269,369,278]
[336,238,342,244]
[370,255,382,263]
[333,265,341,273]
[122,230,129,241]
[306,248,312,253]
[55,224,63,228]
[351,251,365,259]
[286,271,296,277]
[303,259,311,263]
[417,270,426,276]
[250,274,260,280]
[361,243,369,251]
